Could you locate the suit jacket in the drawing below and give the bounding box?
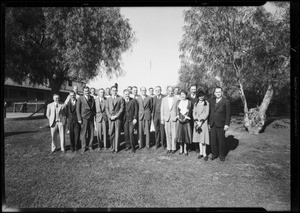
[152,94,166,119]
[136,95,152,121]
[209,97,231,128]
[123,98,138,123]
[66,98,78,123]
[187,94,199,117]
[46,102,67,127]
[105,95,124,120]
[95,96,108,123]
[160,96,179,122]
[76,95,96,122]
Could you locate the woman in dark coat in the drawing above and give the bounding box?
[176,90,192,155]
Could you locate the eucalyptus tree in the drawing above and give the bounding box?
[179,3,290,133]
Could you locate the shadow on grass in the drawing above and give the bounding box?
[4,130,39,137]
[260,118,277,133]
[10,115,46,121]
[225,135,239,156]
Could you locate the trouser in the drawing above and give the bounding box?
[210,124,226,159]
[96,120,107,148]
[81,117,94,150]
[139,119,151,148]
[69,121,80,150]
[108,119,121,152]
[124,120,135,151]
[154,117,166,148]
[164,120,177,151]
[50,121,65,151]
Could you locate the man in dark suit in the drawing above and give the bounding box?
[76,86,96,153]
[187,84,199,153]
[136,87,153,150]
[152,86,166,149]
[66,91,80,152]
[105,85,124,153]
[123,89,138,153]
[95,88,108,151]
[209,86,231,162]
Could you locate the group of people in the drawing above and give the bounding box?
[46,84,231,162]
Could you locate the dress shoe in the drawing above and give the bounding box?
[198,155,203,159]
[50,149,57,154]
[211,156,218,161]
[167,150,171,154]
[171,150,175,154]
[204,156,208,161]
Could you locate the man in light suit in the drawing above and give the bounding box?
[65,91,80,152]
[136,87,153,150]
[161,86,179,154]
[76,86,96,153]
[123,89,138,153]
[209,87,231,162]
[152,86,166,149]
[47,94,67,154]
[105,85,124,153]
[95,88,108,151]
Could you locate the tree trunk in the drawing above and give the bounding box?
[246,84,274,134]
[238,81,252,131]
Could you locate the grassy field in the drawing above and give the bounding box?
[3,116,290,210]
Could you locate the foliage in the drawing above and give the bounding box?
[179,4,290,104]
[5,7,135,93]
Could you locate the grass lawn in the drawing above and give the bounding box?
[3,116,290,210]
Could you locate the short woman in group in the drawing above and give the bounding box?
[176,90,192,155]
[192,90,210,161]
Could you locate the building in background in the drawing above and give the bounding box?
[4,78,86,113]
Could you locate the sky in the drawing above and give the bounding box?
[87,3,280,95]
[87,7,189,94]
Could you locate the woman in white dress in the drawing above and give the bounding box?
[192,91,210,161]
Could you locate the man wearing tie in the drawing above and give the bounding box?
[95,88,108,150]
[187,84,199,153]
[105,86,124,153]
[46,94,67,154]
[65,91,80,152]
[161,86,179,154]
[136,87,153,150]
[209,87,231,162]
[76,86,96,153]
[123,89,138,153]
[152,86,166,150]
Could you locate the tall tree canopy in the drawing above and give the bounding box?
[5,7,135,94]
[179,3,290,133]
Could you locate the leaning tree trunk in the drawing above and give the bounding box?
[246,84,274,134]
[238,80,252,131]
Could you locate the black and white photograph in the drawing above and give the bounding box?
[2,1,297,211]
